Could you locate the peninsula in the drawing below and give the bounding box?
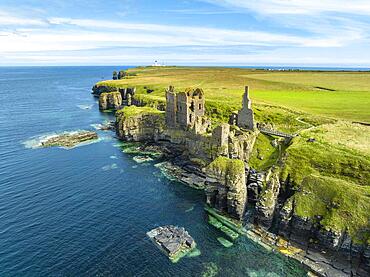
[92,66,370,277]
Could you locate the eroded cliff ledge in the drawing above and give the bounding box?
[115,106,165,141]
[99,91,122,111]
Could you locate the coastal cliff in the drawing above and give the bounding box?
[255,168,280,229]
[93,69,369,276]
[99,91,122,110]
[115,106,165,141]
[205,157,247,220]
[92,84,117,97]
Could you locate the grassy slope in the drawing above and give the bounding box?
[249,134,280,171]
[98,66,370,243]
[116,105,164,118]
[294,175,370,243]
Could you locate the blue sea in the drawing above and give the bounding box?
[0,66,307,276]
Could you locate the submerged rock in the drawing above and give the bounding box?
[201,262,219,277]
[146,225,196,262]
[217,237,233,248]
[39,131,98,148]
[132,155,153,164]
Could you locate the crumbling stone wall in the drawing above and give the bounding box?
[165,86,177,128]
[165,86,206,131]
[237,86,255,130]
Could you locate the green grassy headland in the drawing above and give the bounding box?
[98,66,370,244]
[99,66,370,123]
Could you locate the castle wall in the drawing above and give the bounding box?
[164,87,207,130]
[191,88,205,118]
[212,124,230,148]
[176,92,189,128]
[237,86,254,130]
[165,89,177,128]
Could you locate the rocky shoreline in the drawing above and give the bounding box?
[115,125,369,276]
[126,142,367,277]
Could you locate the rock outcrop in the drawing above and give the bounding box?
[99,91,122,110]
[255,168,280,229]
[246,170,264,203]
[115,106,165,141]
[205,157,247,220]
[91,84,117,97]
[146,225,196,262]
[40,131,98,148]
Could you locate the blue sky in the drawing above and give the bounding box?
[1,0,370,66]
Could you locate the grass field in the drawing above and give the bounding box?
[97,66,370,243]
[99,66,370,123]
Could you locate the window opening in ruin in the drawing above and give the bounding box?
[190,101,195,112]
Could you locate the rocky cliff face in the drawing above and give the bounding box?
[99,91,122,110]
[92,84,117,97]
[115,106,165,141]
[274,196,370,276]
[255,168,280,229]
[205,157,247,220]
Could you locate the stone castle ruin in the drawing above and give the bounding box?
[237,86,255,130]
[114,84,259,219]
[229,86,255,130]
[161,85,258,163]
[165,86,210,134]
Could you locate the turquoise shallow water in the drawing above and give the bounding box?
[0,66,307,276]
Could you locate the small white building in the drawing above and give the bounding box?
[152,60,164,67]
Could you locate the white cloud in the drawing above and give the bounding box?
[206,0,370,15]
[0,10,47,26]
[0,15,359,55]
[0,6,369,66]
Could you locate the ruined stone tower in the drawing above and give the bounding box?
[165,86,206,130]
[165,86,177,128]
[237,86,254,130]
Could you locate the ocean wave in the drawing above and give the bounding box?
[77,104,93,110]
[101,163,118,171]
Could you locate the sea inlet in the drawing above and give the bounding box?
[0,66,307,276]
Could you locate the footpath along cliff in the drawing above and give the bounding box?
[92,76,369,277]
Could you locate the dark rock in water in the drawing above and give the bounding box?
[147,225,196,262]
[40,131,98,148]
